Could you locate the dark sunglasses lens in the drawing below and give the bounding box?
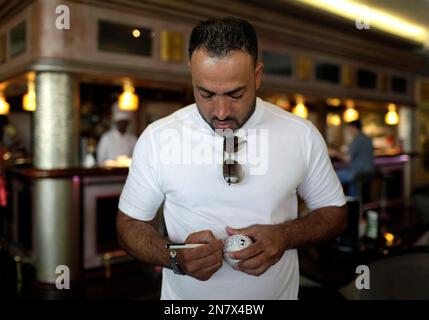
[223,160,242,184]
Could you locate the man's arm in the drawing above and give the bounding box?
[227,205,347,276]
[281,205,347,249]
[116,210,224,281]
[117,210,170,267]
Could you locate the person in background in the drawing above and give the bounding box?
[329,119,375,196]
[97,103,137,166]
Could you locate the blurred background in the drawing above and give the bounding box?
[0,0,429,300]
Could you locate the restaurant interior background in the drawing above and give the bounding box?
[0,0,429,299]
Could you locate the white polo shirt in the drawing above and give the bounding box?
[118,97,346,300]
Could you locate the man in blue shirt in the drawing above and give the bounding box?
[330,120,375,196]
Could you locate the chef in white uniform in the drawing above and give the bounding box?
[97,103,137,166]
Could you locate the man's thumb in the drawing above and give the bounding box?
[226,226,251,236]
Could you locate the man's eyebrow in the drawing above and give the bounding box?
[224,86,246,95]
[197,86,215,95]
[196,85,246,96]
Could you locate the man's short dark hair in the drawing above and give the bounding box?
[188,16,258,66]
[347,120,362,131]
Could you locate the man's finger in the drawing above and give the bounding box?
[183,239,223,261]
[184,248,223,274]
[193,260,223,281]
[226,226,257,237]
[229,241,264,260]
[186,230,217,243]
[190,256,223,276]
[236,251,267,270]
[240,263,270,277]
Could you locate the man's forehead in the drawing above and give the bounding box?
[190,48,253,65]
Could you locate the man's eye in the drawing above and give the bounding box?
[201,93,214,99]
[230,95,243,100]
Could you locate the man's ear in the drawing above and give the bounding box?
[255,62,264,90]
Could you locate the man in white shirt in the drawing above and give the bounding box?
[117,17,346,299]
[97,104,137,166]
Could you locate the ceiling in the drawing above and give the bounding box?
[357,0,429,32]
[1,0,429,73]
[289,0,429,51]
[1,0,429,50]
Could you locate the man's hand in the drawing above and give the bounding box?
[177,230,224,281]
[225,225,287,277]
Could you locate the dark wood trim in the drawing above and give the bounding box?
[0,57,192,88]
[0,0,34,23]
[8,166,129,180]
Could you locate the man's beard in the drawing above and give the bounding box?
[197,95,257,132]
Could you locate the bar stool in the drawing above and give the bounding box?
[354,171,375,204]
[356,169,389,222]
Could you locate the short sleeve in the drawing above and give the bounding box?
[118,126,164,221]
[298,123,346,211]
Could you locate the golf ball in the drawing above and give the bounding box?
[223,234,253,266]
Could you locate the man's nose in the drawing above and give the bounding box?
[214,97,231,120]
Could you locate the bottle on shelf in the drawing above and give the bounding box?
[361,210,380,249]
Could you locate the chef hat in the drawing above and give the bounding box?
[112,102,132,122]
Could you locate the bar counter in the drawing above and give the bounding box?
[5,165,131,281]
[332,152,414,170]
